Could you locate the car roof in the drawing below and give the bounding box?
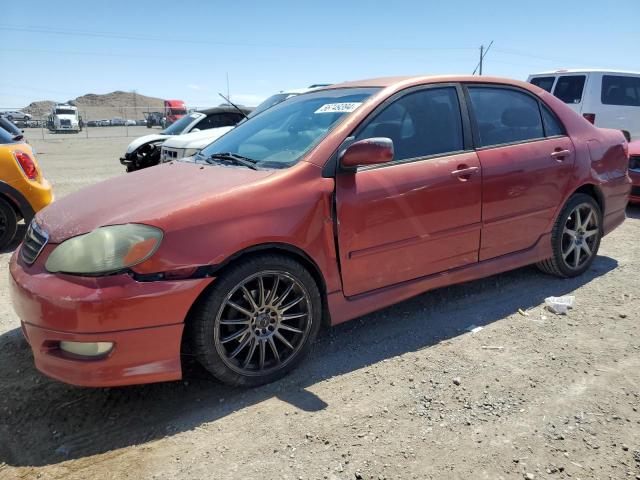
[199,106,254,115]
[316,75,538,91]
[530,69,640,75]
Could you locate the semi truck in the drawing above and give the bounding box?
[164,100,187,126]
[47,104,82,133]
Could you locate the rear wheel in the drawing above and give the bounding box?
[189,254,322,387]
[536,193,602,277]
[0,198,18,250]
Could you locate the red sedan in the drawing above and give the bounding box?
[629,140,640,204]
[9,76,631,387]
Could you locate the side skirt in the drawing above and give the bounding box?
[327,233,552,325]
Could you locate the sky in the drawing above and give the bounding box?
[1,0,638,108]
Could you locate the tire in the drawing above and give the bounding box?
[188,254,322,387]
[0,197,18,250]
[536,193,602,278]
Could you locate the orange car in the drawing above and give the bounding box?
[0,128,53,249]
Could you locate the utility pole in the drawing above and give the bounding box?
[472,40,493,76]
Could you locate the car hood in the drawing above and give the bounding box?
[161,127,233,149]
[37,161,275,243]
[125,134,170,154]
[629,140,640,156]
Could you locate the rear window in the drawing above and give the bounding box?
[601,75,640,106]
[553,75,586,104]
[530,76,555,93]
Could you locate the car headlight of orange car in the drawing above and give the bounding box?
[45,224,163,275]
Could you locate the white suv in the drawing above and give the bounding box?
[527,69,640,140]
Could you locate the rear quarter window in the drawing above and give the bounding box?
[601,75,640,106]
[553,75,586,104]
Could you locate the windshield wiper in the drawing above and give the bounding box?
[204,152,259,170]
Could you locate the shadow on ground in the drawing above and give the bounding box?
[0,255,618,467]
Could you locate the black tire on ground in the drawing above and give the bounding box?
[188,253,322,387]
[0,197,18,250]
[536,193,602,278]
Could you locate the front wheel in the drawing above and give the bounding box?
[537,193,602,277]
[188,254,322,387]
[0,198,18,250]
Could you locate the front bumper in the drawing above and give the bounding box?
[9,251,213,387]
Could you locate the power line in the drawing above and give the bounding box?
[0,24,477,53]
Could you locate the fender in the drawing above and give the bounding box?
[0,180,35,223]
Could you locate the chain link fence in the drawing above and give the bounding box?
[1,105,220,140]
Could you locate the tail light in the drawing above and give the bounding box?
[13,150,38,180]
[583,113,596,124]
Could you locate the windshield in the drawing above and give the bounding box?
[162,112,202,134]
[55,109,76,115]
[199,87,379,168]
[248,93,298,118]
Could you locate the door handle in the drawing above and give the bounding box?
[550,149,571,160]
[451,166,479,180]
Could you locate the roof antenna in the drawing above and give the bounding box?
[218,92,249,120]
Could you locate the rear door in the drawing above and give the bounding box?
[335,85,482,296]
[465,85,575,261]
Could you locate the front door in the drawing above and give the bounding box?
[336,86,482,297]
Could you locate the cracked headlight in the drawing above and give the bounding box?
[45,224,163,275]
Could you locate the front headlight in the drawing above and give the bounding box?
[45,224,163,275]
[183,148,200,158]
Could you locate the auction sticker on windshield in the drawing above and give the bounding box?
[314,102,362,114]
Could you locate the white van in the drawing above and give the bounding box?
[527,69,640,140]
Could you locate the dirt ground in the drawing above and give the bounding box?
[0,132,638,480]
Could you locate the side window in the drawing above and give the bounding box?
[540,104,565,137]
[355,87,463,162]
[552,75,586,104]
[468,87,544,147]
[601,75,640,106]
[195,115,220,130]
[530,76,555,93]
[197,114,241,130]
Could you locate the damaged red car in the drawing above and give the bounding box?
[10,76,631,387]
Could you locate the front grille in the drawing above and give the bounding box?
[162,148,179,162]
[631,186,640,197]
[60,119,71,126]
[20,221,49,265]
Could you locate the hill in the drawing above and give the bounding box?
[23,91,165,121]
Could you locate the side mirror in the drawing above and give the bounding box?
[191,128,201,133]
[621,129,631,142]
[339,137,394,169]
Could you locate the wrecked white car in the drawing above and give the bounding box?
[120,106,251,172]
